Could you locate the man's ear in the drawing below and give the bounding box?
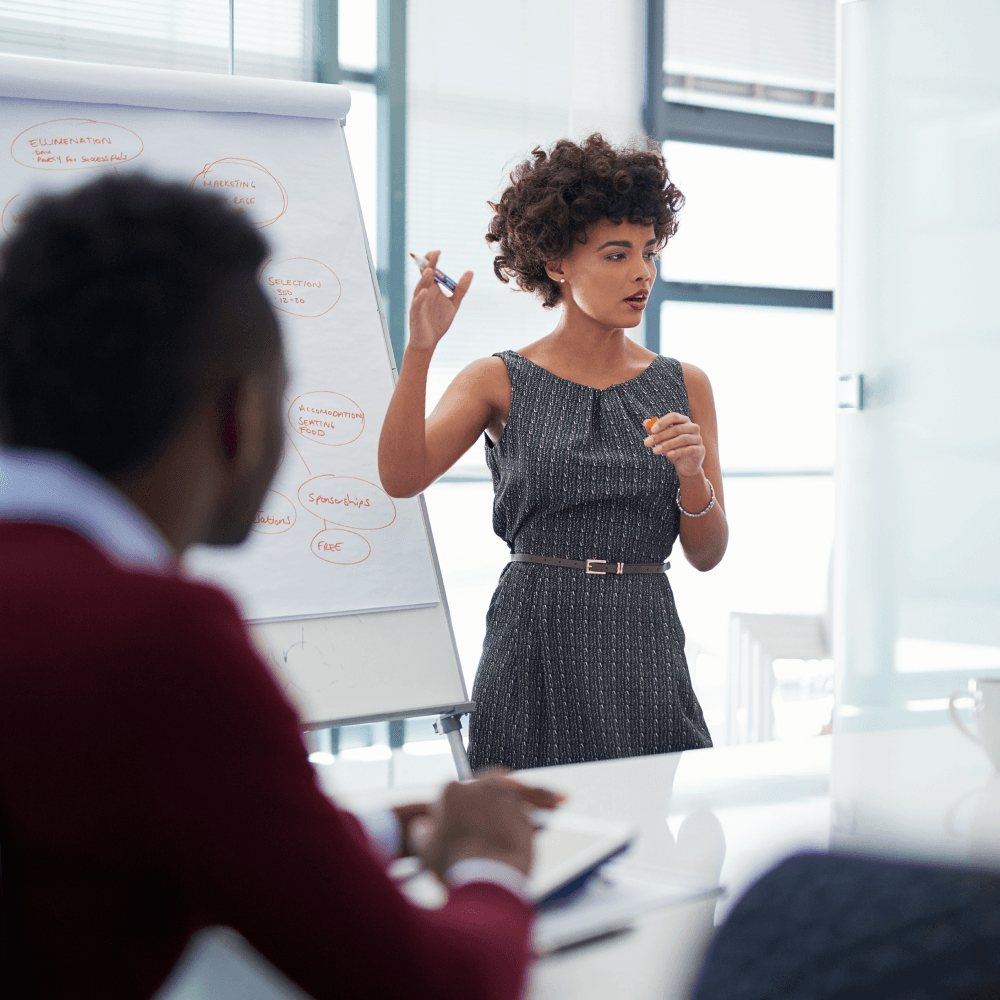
[215,374,271,468]
[217,381,240,461]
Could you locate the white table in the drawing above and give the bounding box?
[522,734,832,999]
[524,723,999,998]
[159,723,999,1000]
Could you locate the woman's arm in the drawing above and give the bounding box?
[643,363,728,571]
[378,251,509,498]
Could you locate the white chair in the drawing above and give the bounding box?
[727,612,830,744]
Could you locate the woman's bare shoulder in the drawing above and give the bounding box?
[447,355,511,408]
[457,354,510,384]
[678,361,717,423]
[679,361,714,396]
[462,354,509,374]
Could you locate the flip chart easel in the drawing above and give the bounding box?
[0,53,474,778]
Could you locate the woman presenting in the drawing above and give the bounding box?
[379,134,727,770]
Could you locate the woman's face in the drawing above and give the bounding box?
[547,219,659,329]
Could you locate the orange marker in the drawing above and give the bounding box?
[643,417,657,433]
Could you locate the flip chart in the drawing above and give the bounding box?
[0,54,470,728]
[0,57,437,621]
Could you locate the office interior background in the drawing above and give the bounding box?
[2,0,996,763]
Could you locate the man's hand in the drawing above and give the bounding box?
[496,775,566,812]
[413,773,562,882]
[393,777,565,860]
[393,775,565,873]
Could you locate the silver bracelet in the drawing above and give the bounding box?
[676,478,716,518]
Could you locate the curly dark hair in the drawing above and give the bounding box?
[486,133,684,308]
[0,173,273,478]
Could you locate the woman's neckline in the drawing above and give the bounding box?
[511,351,662,391]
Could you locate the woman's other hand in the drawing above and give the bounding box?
[408,250,474,353]
[644,412,706,480]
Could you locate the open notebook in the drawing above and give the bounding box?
[395,810,721,954]
[391,810,636,907]
[528,811,637,907]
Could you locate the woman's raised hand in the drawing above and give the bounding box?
[644,412,706,480]
[407,250,474,354]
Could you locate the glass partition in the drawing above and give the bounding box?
[836,0,1000,731]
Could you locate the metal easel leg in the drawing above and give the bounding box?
[434,713,472,780]
[387,719,406,789]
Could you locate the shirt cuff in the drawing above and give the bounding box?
[446,858,531,904]
[355,807,401,861]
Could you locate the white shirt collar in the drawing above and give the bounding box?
[0,448,173,573]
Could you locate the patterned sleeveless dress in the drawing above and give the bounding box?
[466,350,713,772]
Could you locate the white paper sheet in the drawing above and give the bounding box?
[0,90,440,621]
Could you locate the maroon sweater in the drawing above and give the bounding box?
[0,524,532,999]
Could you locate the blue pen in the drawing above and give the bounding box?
[409,252,457,292]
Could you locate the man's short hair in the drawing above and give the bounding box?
[0,173,273,478]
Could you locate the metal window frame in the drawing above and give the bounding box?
[376,0,406,371]
[312,4,376,86]
[644,2,834,159]
[310,2,412,750]
[657,281,832,311]
[313,1,405,370]
[643,0,834,355]
[663,102,833,159]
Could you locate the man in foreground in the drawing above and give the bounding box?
[0,175,544,999]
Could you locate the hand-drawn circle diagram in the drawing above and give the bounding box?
[288,391,364,447]
[251,490,297,535]
[190,158,288,229]
[1,195,24,236]
[11,119,143,171]
[261,258,341,318]
[310,528,371,565]
[297,476,397,531]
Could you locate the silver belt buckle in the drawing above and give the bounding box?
[585,559,606,575]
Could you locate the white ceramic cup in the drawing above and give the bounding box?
[949,679,1000,770]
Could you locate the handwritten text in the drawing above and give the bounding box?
[200,179,257,188]
[268,277,322,288]
[254,513,292,526]
[307,492,371,508]
[28,136,112,147]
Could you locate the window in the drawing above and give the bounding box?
[662,302,835,472]
[645,0,838,743]
[662,142,836,291]
[664,0,835,122]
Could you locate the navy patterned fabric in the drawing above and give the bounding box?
[692,852,1000,1000]
[466,351,712,771]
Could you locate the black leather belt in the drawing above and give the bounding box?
[510,553,669,575]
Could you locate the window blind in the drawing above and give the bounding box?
[666,0,836,90]
[0,0,311,80]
